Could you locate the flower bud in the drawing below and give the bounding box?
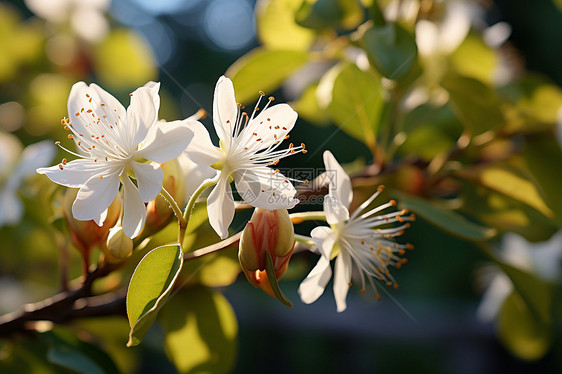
[63,188,121,255]
[106,226,133,262]
[143,159,186,236]
[239,208,295,298]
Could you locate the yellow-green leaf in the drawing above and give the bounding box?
[226,48,309,104]
[161,286,238,374]
[126,244,183,347]
[256,0,316,51]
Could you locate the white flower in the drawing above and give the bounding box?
[37,82,194,238]
[0,132,55,226]
[477,231,562,322]
[184,76,304,239]
[298,151,414,312]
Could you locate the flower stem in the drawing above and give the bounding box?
[294,234,315,246]
[289,211,327,224]
[179,173,221,247]
[159,186,187,245]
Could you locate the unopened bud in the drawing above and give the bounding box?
[106,226,133,262]
[239,208,295,298]
[63,188,121,255]
[144,159,186,236]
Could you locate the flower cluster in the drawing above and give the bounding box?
[37,75,414,312]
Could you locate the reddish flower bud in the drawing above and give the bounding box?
[143,159,186,236]
[239,208,295,298]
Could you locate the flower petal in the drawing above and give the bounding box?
[131,161,164,202]
[298,226,336,304]
[122,175,146,238]
[135,119,194,163]
[127,81,161,146]
[240,103,298,150]
[72,170,121,221]
[37,159,117,188]
[333,250,352,312]
[182,120,223,166]
[177,153,217,201]
[68,82,127,143]
[207,175,235,239]
[323,151,352,224]
[234,167,298,210]
[12,140,55,182]
[212,76,237,143]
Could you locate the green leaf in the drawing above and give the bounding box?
[363,23,418,79]
[265,251,293,306]
[449,33,498,84]
[226,48,309,104]
[256,0,316,51]
[397,193,496,241]
[398,103,463,161]
[463,162,554,219]
[458,182,558,242]
[160,286,238,374]
[523,135,562,226]
[497,291,552,361]
[497,263,553,326]
[45,329,119,374]
[183,246,241,288]
[295,0,364,30]
[126,244,183,347]
[441,75,504,135]
[317,63,385,148]
[292,82,331,125]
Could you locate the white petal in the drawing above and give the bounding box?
[135,119,194,163]
[182,120,223,167]
[131,161,164,202]
[333,251,352,312]
[15,140,56,180]
[0,188,23,227]
[240,103,298,150]
[212,76,237,143]
[127,82,160,146]
[177,153,217,201]
[323,151,352,224]
[68,82,127,142]
[37,159,115,188]
[122,175,146,239]
[298,226,336,304]
[234,167,298,210]
[93,208,108,227]
[207,175,235,239]
[72,170,121,221]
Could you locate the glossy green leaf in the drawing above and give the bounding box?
[126,244,183,347]
[183,246,241,288]
[226,48,309,104]
[397,193,496,241]
[497,291,552,360]
[442,75,504,135]
[317,63,385,148]
[295,0,364,30]
[459,182,558,242]
[45,329,119,374]
[523,135,562,226]
[161,286,238,374]
[256,0,316,51]
[363,23,418,79]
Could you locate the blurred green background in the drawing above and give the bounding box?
[1,0,562,373]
